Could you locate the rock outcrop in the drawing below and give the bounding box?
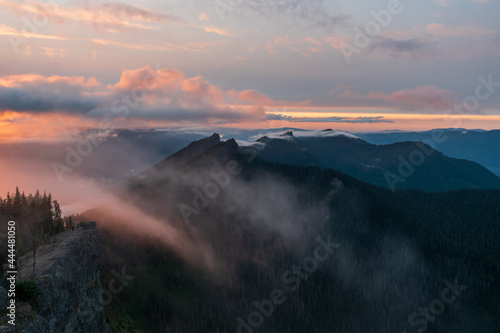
[0,287,7,312]
[0,222,111,333]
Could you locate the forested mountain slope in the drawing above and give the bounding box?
[81,135,500,332]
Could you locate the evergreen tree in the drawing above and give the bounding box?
[65,215,74,230]
[12,187,22,218]
[53,200,64,234]
[5,192,12,215]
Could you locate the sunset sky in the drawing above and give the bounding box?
[1,0,500,141]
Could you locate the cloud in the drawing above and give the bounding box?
[203,26,234,36]
[0,66,283,123]
[266,35,295,55]
[266,35,326,55]
[0,0,184,33]
[0,74,102,113]
[198,12,209,21]
[241,0,346,32]
[425,23,497,39]
[110,68,231,118]
[367,85,458,111]
[91,39,163,51]
[91,39,216,53]
[324,35,350,49]
[231,90,275,105]
[0,74,100,89]
[368,37,437,60]
[266,114,392,123]
[0,23,68,41]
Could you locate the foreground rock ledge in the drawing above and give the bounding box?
[0,221,112,333]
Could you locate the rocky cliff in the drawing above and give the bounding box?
[0,222,111,333]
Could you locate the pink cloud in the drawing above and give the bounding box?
[110,67,185,91]
[266,35,326,56]
[203,26,234,37]
[232,90,275,106]
[323,36,349,49]
[92,39,214,53]
[0,23,68,41]
[266,35,295,55]
[0,73,100,89]
[0,0,183,33]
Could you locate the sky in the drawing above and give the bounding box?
[1,0,500,141]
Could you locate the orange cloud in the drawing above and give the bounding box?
[0,74,100,88]
[92,39,211,53]
[0,23,68,41]
[266,35,326,56]
[92,39,167,51]
[203,26,234,37]
[198,12,209,21]
[0,112,96,142]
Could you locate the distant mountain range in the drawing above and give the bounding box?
[358,128,500,177]
[6,127,498,190]
[95,127,500,183]
[240,129,500,192]
[124,129,500,192]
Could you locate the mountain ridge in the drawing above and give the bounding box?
[241,130,500,192]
